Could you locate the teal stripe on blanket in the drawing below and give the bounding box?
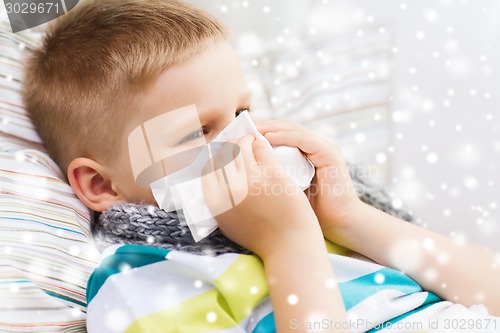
[340,267,423,310]
[86,245,170,304]
[367,292,441,332]
[252,312,275,333]
[251,267,432,333]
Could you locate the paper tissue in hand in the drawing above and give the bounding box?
[129,105,315,242]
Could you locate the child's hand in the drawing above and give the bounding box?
[254,119,362,233]
[201,135,322,259]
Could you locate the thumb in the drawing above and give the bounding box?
[252,137,278,166]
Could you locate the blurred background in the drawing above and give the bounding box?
[186,0,500,250]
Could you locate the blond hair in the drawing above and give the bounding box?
[23,0,228,179]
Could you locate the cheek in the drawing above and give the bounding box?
[133,186,157,206]
[122,165,157,205]
[110,149,153,204]
[119,175,156,205]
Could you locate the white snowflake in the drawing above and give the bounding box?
[287,294,299,305]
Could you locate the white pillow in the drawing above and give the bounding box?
[0,19,99,332]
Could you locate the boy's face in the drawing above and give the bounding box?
[110,40,252,206]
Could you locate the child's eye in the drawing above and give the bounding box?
[177,128,206,145]
[235,107,251,117]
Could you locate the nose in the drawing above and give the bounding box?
[214,112,239,136]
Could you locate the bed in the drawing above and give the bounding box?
[0,13,400,332]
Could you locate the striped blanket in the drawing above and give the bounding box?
[86,243,499,333]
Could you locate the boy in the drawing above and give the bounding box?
[23,0,499,331]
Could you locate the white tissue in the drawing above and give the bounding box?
[150,111,315,242]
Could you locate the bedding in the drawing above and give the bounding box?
[86,243,500,333]
[0,14,397,332]
[0,15,398,332]
[0,19,99,332]
[2,7,495,333]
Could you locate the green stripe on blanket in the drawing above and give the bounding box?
[126,255,268,332]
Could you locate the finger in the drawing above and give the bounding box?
[223,152,248,207]
[232,143,245,172]
[201,158,221,192]
[253,118,307,135]
[264,131,322,154]
[264,131,340,168]
[221,137,251,204]
[218,147,238,179]
[236,134,258,169]
[218,138,244,172]
[211,141,233,170]
[227,138,241,164]
[202,167,234,217]
[202,155,224,183]
[252,137,279,166]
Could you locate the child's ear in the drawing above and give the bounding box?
[67,158,124,212]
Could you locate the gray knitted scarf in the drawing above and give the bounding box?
[92,163,414,255]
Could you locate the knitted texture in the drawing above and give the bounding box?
[92,162,414,255]
[93,205,250,255]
